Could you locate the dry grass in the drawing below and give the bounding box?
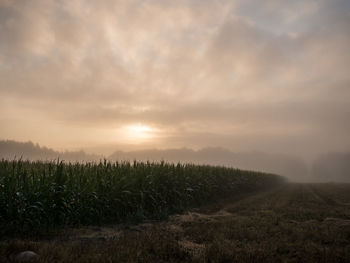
[1,183,350,262]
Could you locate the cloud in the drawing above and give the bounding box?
[0,0,349,155]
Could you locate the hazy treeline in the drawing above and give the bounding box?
[0,140,100,162]
[0,140,349,182]
[312,153,350,182]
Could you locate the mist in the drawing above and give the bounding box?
[1,140,349,182]
[1,0,350,182]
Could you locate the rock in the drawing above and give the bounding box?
[15,251,38,262]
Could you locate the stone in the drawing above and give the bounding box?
[15,251,38,262]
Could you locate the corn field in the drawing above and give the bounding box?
[0,159,285,235]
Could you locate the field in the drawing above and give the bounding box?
[1,161,350,262]
[0,159,283,237]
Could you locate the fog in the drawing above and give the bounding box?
[1,140,349,182]
[0,1,349,181]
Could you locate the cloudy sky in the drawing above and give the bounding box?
[0,0,349,156]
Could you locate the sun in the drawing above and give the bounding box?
[123,124,154,143]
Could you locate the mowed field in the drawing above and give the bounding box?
[1,183,350,262]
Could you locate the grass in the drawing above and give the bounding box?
[1,183,350,262]
[0,159,284,237]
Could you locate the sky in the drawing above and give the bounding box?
[0,0,349,156]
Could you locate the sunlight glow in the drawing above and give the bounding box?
[123,124,154,143]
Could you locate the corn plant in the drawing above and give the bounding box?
[0,159,285,235]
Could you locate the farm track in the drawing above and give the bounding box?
[1,183,350,262]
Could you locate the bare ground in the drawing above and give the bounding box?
[1,183,350,262]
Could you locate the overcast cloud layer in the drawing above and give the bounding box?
[0,0,349,156]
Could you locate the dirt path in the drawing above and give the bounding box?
[2,183,350,262]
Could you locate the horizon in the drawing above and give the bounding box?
[2,138,350,182]
[2,138,347,160]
